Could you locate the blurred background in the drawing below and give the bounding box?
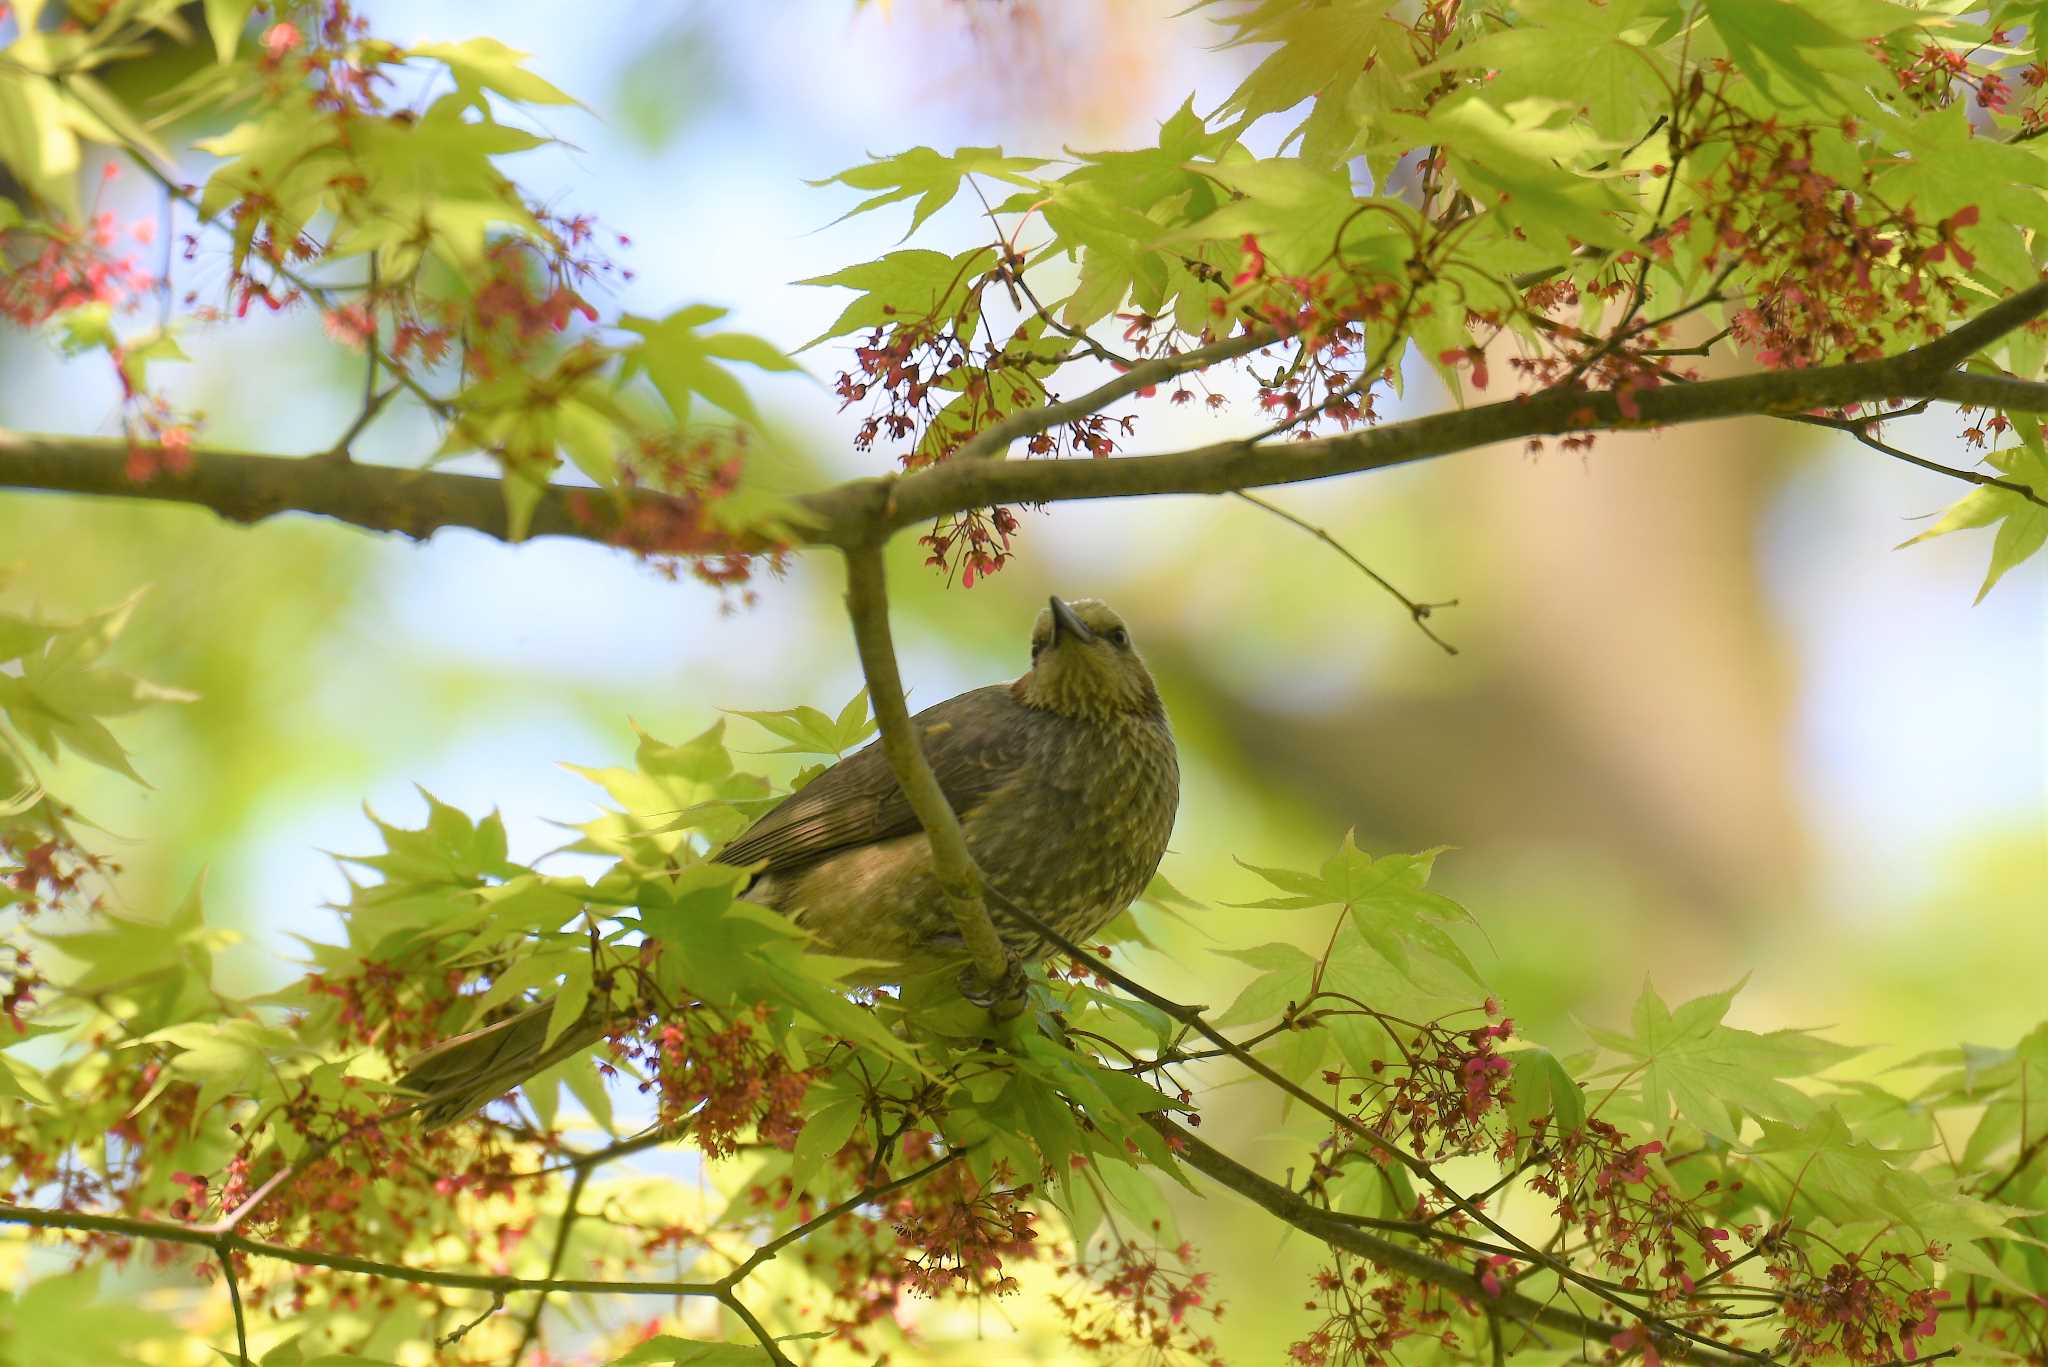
[3,1,2043,1359]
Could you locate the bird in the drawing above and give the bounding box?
[395,596,1179,1126]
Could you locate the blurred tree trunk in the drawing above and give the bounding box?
[1175,416,1808,926]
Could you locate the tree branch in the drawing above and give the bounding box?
[719,1287,795,1367]
[0,428,739,548]
[1787,414,2047,509]
[840,544,1017,1003]
[217,1236,249,1363]
[0,1202,722,1299]
[508,1161,591,1364]
[980,883,1773,1363]
[10,283,2048,556]
[950,325,1279,464]
[1232,490,1459,654]
[718,1147,963,1288]
[1151,1117,1754,1367]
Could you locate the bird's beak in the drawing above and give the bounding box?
[1049,595,1096,647]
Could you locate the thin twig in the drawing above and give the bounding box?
[0,1202,723,1299]
[1787,414,2048,510]
[435,1290,504,1349]
[719,1288,796,1367]
[951,325,1278,464]
[719,1148,963,1288]
[203,1094,437,1236]
[1233,490,1458,654]
[1154,1117,1752,1367]
[364,256,379,403]
[1985,1126,2048,1200]
[1419,1149,1545,1227]
[532,1123,677,1175]
[217,1238,249,1363]
[323,384,400,464]
[509,1162,592,1363]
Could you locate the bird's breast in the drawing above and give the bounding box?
[963,711,1179,939]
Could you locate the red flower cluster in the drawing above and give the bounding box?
[0,212,153,329]
[1529,1118,1737,1306]
[1315,1008,1519,1164]
[1290,1258,1458,1367]
[768,1134,1043,1354]
[642,1001,814,1158]
[1774,1250,1951,1364]
[1056,1225,1226,1366]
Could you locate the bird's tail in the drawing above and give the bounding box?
[395,1000,610,1129]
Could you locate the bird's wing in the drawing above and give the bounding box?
[716,685,1035,876]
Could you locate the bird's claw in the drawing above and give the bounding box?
[957,958,1030,1018]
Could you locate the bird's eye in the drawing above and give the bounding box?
[1107,627,1129,649]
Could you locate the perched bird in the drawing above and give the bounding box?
[397,596,1179,1125]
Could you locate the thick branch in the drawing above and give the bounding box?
[863,338,2048,536]
[0,429,734,547]
[1151,1117,1755,1367]
[840,544,1015,998]
[1913,284,2048,370]
[11,286,2048,553]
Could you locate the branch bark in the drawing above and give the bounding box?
[840,543,1018,1003]
[1150,1117,1756,1367]
[9,283,2046,553]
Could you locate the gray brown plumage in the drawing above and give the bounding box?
[397,596,1179,1125]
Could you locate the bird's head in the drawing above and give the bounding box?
[1015,596,1163,721]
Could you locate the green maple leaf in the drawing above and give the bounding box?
[1231,836,1484,988]
[1204,0,1415,142]
[1374,96,1636,253]
[1588,979,1859,1140]
[1507,1047,1589,1137]
[1,1269,178,1367]
[411,37,579,108]
[727,689,874,757]
[1168,160,1418,280]
[0,591,195,784]
[39,876,224,1037]
[201,0,257,62]
[813,145,1046,238]
[139,1017,305,1115]
[1898,424,2048,602]
[1418,0,1667,143]
[1212,940,1318,1027]
[598,1337,775,1365]
[618,304,800,426]
[1704,0,1856,104]
[1745,1110,1915,1212]
[794,245,996,350]
[345,789,513,890]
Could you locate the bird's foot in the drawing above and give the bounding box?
[957,957,1030,1019]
